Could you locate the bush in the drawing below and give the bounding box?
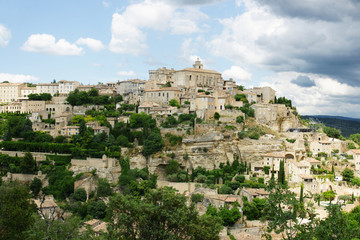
[238,131,247,139]
[72,188,87,202]
[166,160,180,175]
[214,112,220,120]
[191,193,204,203]
[235,175,245,183]
[227,181,240,190]
[218,185,234,194]
[166,174,178,182]
[286,138,296,143]
[196,174,207,183]
[248,132,260,140]
[97,178,113,197]
[236,116,244,124]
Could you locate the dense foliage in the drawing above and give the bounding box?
[28,93,52,101]
[66,88,114,106]
[107,187,223,240]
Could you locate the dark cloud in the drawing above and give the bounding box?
[253,0,360,21]
[291,75,315,88]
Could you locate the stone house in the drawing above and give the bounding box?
[288,160,311,183]
[239,188,269,203]
[61,125,80,137]
[351,149,360,173]
[36,83,59,95]
[144,87,182,105]
[173,60,223,90]
[58,80,80,95]
[0,82,26,102]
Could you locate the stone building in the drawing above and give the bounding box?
[20,86,37,98]
[243,87,276,104]
[36,83,59,95]
[351,149,360,174]
[144,87,182,105]
[58,80,80,95]
[173,60,223,90]
[0,82,26,102]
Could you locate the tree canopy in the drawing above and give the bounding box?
[107,187,223,240]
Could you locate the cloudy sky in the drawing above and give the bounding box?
[1,0,360,117]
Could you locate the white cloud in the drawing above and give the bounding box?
[102,1,109,7]
[117,70,136,77]
[22,34,83,56]
[259,71,360,117]
[222,66,252,82]
[92,63,102,67]
[210,0,360,86]
[109,0,208,55]
[0,73,39,83]
[76,38,105,52]
[0,24,11,47]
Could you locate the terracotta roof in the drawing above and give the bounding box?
[293,161,309,167]
[84,219,108,233]
[225,196,238,202]
[351,149,360,154]
[299,174,314,180]
[305,158,321,164]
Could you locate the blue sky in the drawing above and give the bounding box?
[1,0,360,118]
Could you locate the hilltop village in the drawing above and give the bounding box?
[1,60,360,239]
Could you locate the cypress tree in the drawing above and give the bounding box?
[278,160,285,184]
[300,184,304,204]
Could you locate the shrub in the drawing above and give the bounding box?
[218,185,234,194]
[166,160,180,175]
[191,193,204,203]
[248,132,260,140]
[73,188,87,202]
[196,174,207,183]
[227,181,240,190]
[286,138,296,143]
[214,112,220,120]
[238,131,247,139]
[236,116,244,124]
[235,175,245,183]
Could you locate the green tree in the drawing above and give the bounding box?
[218,206,241,226]
[72,188,87,202]
[277,160,285,184]
[143,130,164,156]
[191,193,204,203]
[169,99,181,108]
[263,180,316,240]
[323,126,342,139]
[97,178,113,198]
[30,177,42,197]
[165,160,180,175]
[0,182,36,240]
[322,190,336,203]
[341,168,354,182]
[214,112,220,120]
[21,152,37,174]
[87,200,107,219]
[107,187,223,240]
